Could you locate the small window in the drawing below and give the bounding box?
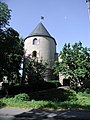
[32,51,37,57]
[33,38,40,45]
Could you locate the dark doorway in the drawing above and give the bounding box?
[32,51,37,57]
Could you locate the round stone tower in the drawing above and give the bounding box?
[24,22,57,80]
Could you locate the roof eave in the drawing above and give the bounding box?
[24,35,57,45]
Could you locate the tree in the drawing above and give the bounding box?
[0,28,24,82]
[0,1,24,83]
[24,56,47,84]
[0,1,11,28]
[53,42,90,88]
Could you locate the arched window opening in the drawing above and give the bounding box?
[33,38,40,45]
[33,38,37,45]
[32,51,37,57]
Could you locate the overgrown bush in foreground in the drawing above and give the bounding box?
[14,93,29,101]
[0,89,90,110]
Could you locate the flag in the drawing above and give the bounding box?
[41,16,44,20]
[86,0,90,3]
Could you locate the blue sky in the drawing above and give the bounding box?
[2,0,90,52]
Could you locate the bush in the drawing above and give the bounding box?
[0,88,7,97]
[84,88,90,94]
[14,93,29,101]
[0,100,6,107]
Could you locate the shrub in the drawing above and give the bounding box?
[14,93,29,101]
[84,88,90,94]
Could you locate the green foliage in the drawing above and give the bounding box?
[0,1,11,28]
[24,56,47,84]
[0,1,24,80]
[0,27,24,81]
[53,41,90,88]
[77,91,90,107]
[0,1,24,83]
[0,100,6,107]
[14,93,29,101]
[84,88,90,94]
[0,89,90,110]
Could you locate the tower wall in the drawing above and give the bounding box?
[24,36,56,67]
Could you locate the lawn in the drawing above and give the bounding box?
[0,88,90,110]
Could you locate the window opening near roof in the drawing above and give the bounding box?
[33,38,40,45]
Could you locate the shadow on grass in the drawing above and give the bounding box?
[7,81,57,96]
[29,88,77,102]
[29,88,90,110]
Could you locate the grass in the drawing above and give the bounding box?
[0,88,90,110]
[76,92,90,107]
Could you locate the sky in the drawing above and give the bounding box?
[2,0,90,52]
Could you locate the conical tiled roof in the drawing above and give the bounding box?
[29,22,51,37]
[25,22,57,44]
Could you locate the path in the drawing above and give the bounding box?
[0,107,90,120]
